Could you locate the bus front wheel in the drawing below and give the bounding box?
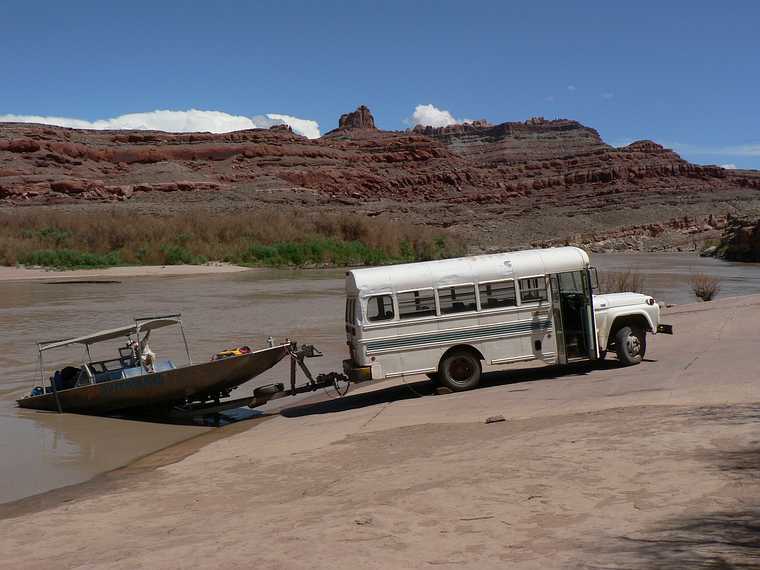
[439,351,482,391]
[615,325,646,365]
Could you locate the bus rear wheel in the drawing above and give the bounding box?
[439,351,482,392]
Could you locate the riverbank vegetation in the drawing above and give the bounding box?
[598,269,647,294]
[691,273,721,301]
[0,209,465,269]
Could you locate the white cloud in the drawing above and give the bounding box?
[567,85,576,91]
[544,95,555,102]
[667,141,760,158]
[408,104,460,128]
[720,163,737,169]
[264,113,320,140]
[0,109,321,139]
[601,92,614,100]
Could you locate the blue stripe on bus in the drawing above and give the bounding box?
[365,318,551,352]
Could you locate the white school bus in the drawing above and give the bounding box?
[343,247,671,391]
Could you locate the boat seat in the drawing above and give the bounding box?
[94,369,124,383]
[120,360,175,378]
[154,359,175,372]
[122,366,144,379]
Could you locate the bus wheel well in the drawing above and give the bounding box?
[439,345,484,365]
[607,315,650,347]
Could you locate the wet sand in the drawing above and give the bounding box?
[1,294,758,568]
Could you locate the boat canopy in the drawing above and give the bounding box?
[38,316,181,352]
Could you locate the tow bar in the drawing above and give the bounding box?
[248,341,350,409]
[170,342,351,418]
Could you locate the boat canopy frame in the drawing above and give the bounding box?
[35,314,192,413]
[38,315,186,352]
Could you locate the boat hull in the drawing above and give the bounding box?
[17,344,291,414]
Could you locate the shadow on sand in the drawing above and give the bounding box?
[280,359,619,418]
[612,508,760,569]
[601,405,760,569]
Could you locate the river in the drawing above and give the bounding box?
[1,253,758,504]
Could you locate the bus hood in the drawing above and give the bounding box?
[593,292,652,310]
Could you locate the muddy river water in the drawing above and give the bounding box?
[1,253,758,504]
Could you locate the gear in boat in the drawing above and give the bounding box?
[17,314,292,415]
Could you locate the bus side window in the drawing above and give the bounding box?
[439,285,477,314]
[366,295,395,322]
[518,277,548,303]
[478,280,516,309]
[397,290,436,319]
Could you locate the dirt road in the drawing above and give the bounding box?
[1,295,758,569]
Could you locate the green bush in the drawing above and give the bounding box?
[236,239,394,267]
[20,227,73,246]
[18,249,122,269]
[160,244,206,265]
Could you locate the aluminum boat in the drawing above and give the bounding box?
[17,315,290,414]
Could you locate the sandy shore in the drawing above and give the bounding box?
[1,295,759,568]
[0,263,253,282]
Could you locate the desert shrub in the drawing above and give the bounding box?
[691,273,721,301]
[0,208,465,269]
[598,269,647,294]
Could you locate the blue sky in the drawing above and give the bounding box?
[1,0,758,168]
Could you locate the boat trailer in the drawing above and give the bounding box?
[170,342,350,418]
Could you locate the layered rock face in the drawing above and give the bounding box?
[713,217,760,261]
[414,117,605,163]
[0,116,486,204]
[1,105,759,249]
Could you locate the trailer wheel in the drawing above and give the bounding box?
[615,325,646,365]
[254,383,282,398]
[438,350,481,391]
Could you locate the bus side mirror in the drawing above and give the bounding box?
[589,267,599,291]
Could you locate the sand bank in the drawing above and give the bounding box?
[0,263,252,282]
[1,295,758,568]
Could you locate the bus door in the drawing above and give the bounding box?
[549,270,598,364]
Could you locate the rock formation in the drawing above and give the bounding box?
[337,105,376,130]
[2,105,760,250]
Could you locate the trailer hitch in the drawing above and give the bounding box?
[288,342,350,397]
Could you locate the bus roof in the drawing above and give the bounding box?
[346,246,590,296]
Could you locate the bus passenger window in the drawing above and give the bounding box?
[366,295,394,322]
[397,290,436,319]
[438,285,477,314]
[519,277,548,303]
[478,280,516,309]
